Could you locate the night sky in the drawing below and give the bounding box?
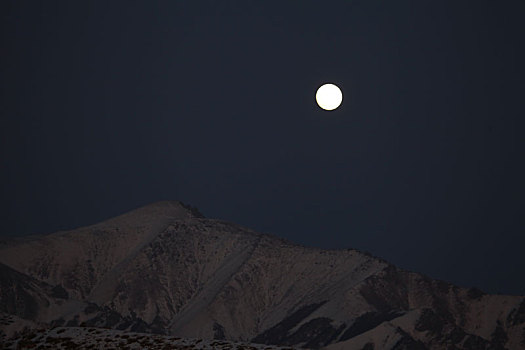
[1,1,524,295]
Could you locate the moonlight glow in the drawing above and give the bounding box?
[316,83,343,111]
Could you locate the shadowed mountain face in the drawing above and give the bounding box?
[0,201,524,349]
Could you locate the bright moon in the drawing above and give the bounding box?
[316,83,343,111]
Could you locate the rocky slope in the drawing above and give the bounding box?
[0,200,524,349]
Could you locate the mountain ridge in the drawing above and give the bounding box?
[1,201,524,349]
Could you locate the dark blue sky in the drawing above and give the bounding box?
[1,1,524,295]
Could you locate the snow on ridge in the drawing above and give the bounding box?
[3,326,300,350]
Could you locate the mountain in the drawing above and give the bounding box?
[1,200,524,349]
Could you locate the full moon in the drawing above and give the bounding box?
[316,83,343,111]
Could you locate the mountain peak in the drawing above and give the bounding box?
[132,200,201,215]
[132,200,204,218]
[98,200,204,228]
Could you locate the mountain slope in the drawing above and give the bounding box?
[0,262,60,321]
[0,201,524,349]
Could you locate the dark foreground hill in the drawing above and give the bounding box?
[1,201,524,349]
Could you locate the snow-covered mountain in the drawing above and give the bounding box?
[1,201,524,349]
